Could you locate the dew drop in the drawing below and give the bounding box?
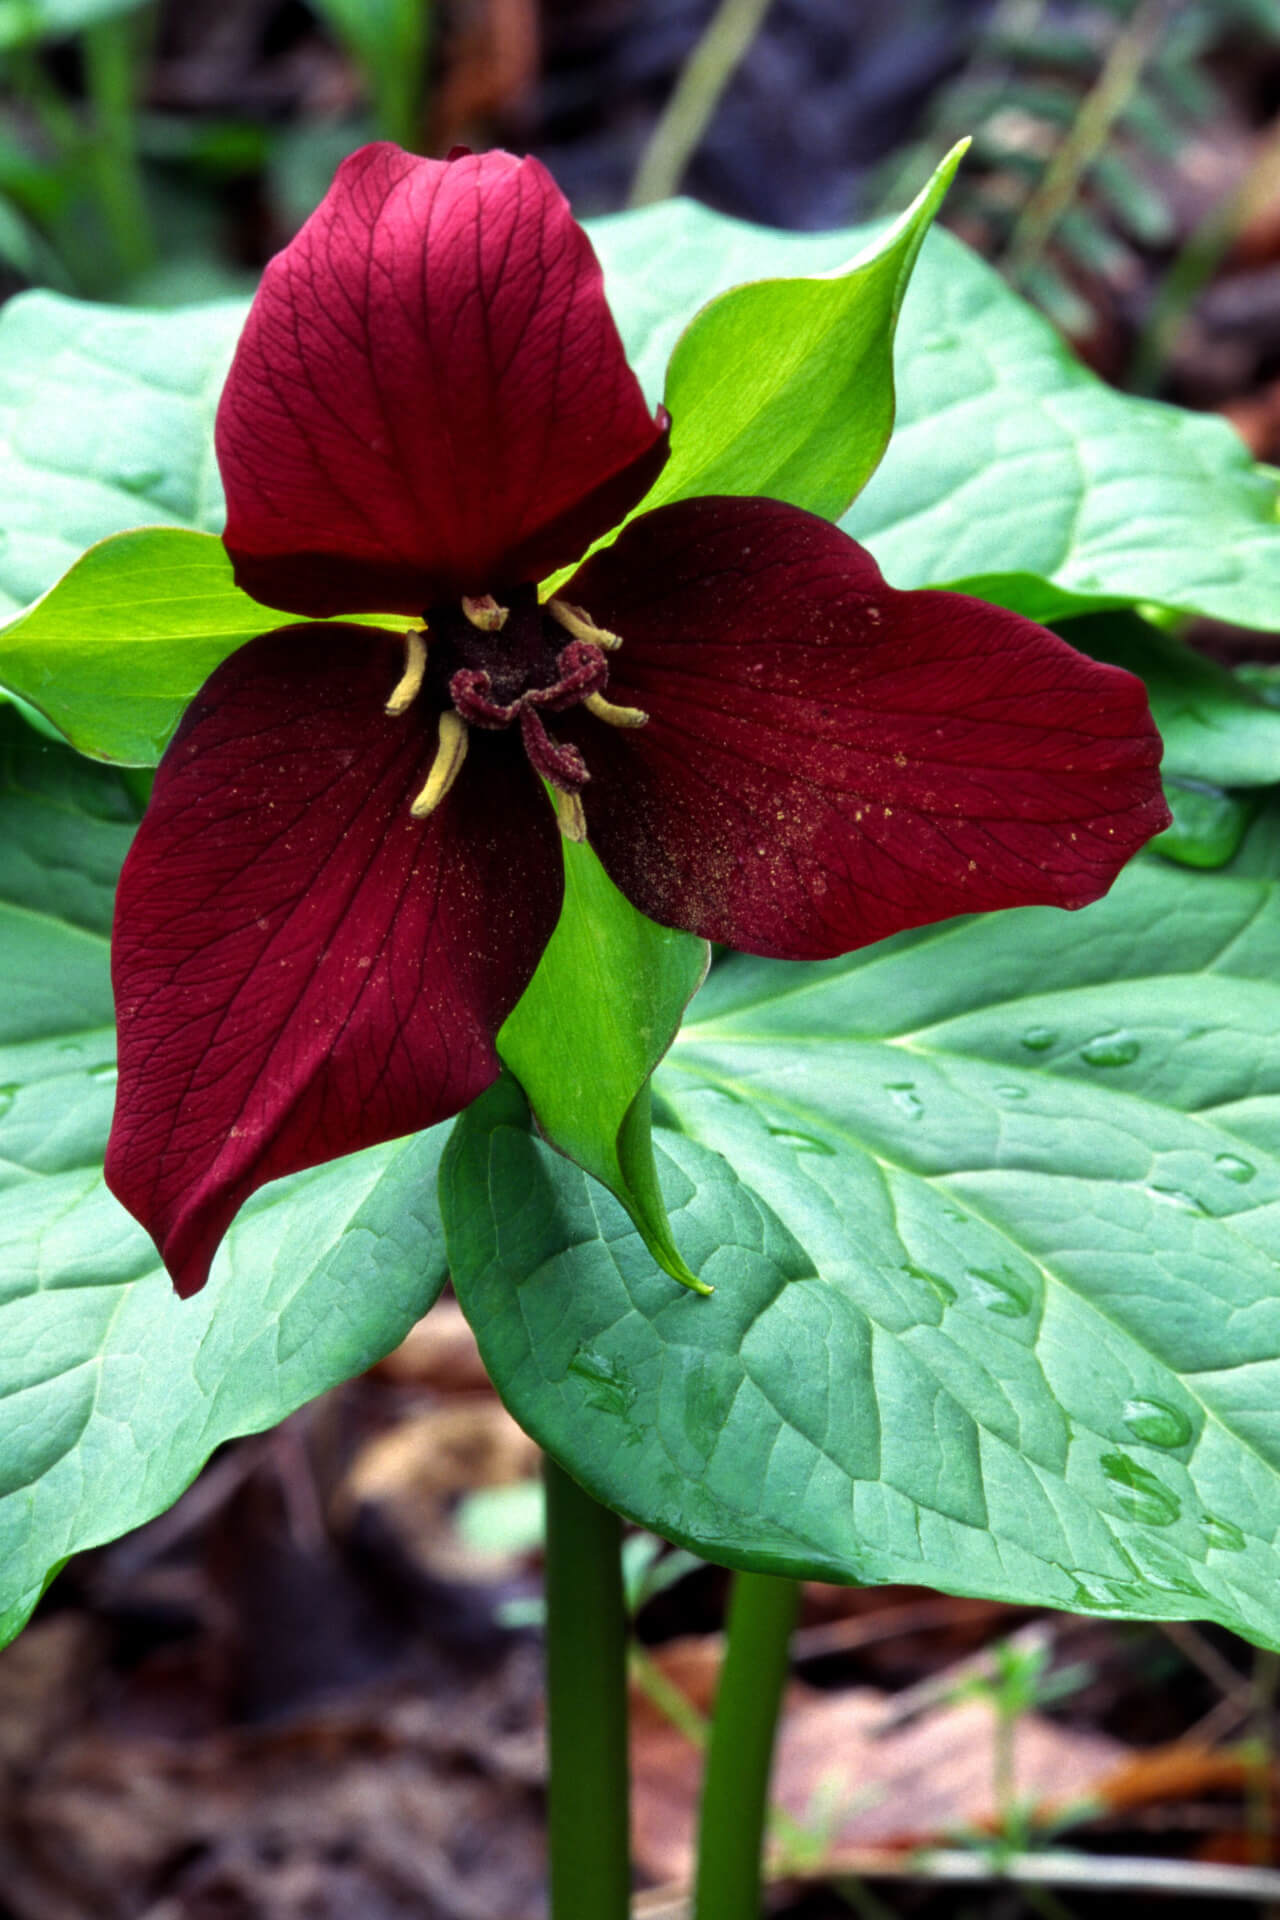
[1122,1535,1204,1596]
[1214,1153,1256,1185]
[1099,1451,1181,1526]
[57,1041,84,1057]
[996,1084,1029,1101]
[884,1082,923,1120]
[567,1347,636,1415]
[0,1081,17,1119]
[1121,1397,1193,1449]
[1203,1512,1247,1553]
[1081,1032,1141,1068]
[766,1125,836,1157]
[1020,1027,1056,1052]
[963,1265,1033,1318]
[115,458,165,494]
[902,1263,957,1306]
[1144,1185,1207,1215]
[1070,1571,1139,1609]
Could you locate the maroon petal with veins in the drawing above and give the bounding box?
[562,497,1171,960]
[105,624,562,1297]
[217,144,669,620]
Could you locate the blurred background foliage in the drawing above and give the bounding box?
[2,0,1280,456]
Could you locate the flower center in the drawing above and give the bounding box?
[385,583,647,839]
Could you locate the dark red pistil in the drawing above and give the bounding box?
[425,585,611,791]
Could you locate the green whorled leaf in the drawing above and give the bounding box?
[1065,612,1280,788]
[638,142,967,523]
[0,712,450,1647]
[589,204,1280,629]
[0,529,321,764]
[445,850,1280,1649]
[0,291,243,616]
[498,842,709,1291]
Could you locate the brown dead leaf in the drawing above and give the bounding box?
[370,1298,493,1395]
[333,1399,540,1583]
[630,1643,1125,1885]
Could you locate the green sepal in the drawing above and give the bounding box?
[0,527,413,766]
[639,139,970,525]
[498,839,710,1292]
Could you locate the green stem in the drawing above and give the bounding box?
[629,0,775,206]
[1001,0,1167,290]
[693,1571,800,1920]
[543,1455,631,1920]
[82,12,155,287]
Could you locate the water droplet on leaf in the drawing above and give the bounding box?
[0,1082,17,1118]
[567,1347,636,1416]
[1020,1027,1056,1052]
[901,1264,957,1306]
[88,1062,118,1085]
[1099,1451,1181,1526]
[1121,1397,1192,1449]
[766,1126,836,1157]
[115,458,165,494]
[1081,1032,1141,1068]
[1214,1153,1256,1184]
[963,1266,1033,1317]
[1144,1185,1206,1215]
[884,1082,923,1120]
[996,1085,1029,1100]
[1203,1512,1246,1553]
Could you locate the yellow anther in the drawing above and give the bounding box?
[386,628,428,716]
[462,594,509,632]
[584,690,647,729]
[548,597,621,650]
[410,710,469,819]
[551,786,587,843]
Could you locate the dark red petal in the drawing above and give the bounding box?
[561,497,1171,960]
[105,624,562,1297]
[217,144,668,619]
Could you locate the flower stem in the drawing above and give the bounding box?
[693,1571,800,1920]
[543,1455,631,1920]
[629,0,775,206]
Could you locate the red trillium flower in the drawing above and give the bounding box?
[105,144,1171,1298]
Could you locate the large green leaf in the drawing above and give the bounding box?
[1067,612,1280,788]
[444,844,1280,1649]
[0,529,315,763]
[639,142,966,523]
[0,291,242,616]
[0,713,451,1646]
[590,205,1280,629]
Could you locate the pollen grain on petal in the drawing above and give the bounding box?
[411,709,470,818]
[386,627,428,715]
[547,597,622,650]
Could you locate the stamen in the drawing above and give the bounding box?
[548,597,621,651]
[410,711,469,819]
[386,628,428,716]
[462,593,509,632]
[551,787,587,843]
[584,691,647,728]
